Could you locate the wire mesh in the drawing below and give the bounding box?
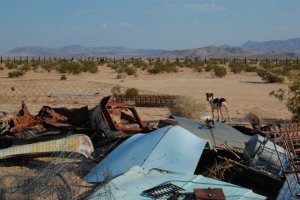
[0,79,158,200]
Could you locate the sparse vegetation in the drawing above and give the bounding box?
[60,75,67,80]
[270,73,300,121]
[213,65,227,77]
[125,87,139,97]
[8,70,24,78]
[257,68,284,83]
[111,85,122,96]
[169,96,205,119]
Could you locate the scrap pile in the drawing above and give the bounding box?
[0,96,300,199]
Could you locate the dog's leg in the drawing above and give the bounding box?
[220,107,224,121]
[216,108,220,121]
[223,103,231,122]
[210,104,215,119]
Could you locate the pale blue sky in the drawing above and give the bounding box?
[1,0,300,51]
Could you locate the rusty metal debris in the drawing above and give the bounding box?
[111,94,178,107]
[194,188,226,200]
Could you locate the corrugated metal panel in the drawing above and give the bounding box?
[277,174,300,199]
[87,166,266,200]
[0,134,94,159]
[172,116,250,153]
[84,125,208,182]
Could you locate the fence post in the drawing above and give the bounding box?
[20,56,22,62]
[13,57,15,62]
[256,58,258,63]
[122,57,125,63]
[244,57,247,64]
[0,56,2,63]
[204,57,207,64]
[275,58,278,65]
[131,57,133,62]
[223,58,226,64]
[7,57,9,62]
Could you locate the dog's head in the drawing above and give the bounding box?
[206,93,214,101]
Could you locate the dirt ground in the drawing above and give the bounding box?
[0,64,292,199]
[0,65,291,123]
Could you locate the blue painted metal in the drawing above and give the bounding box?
[171,115,250,152]
[84,125,208,182]
[87,166,266,200]
[277,174,300,199]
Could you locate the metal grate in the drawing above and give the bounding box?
[143,183,184,199]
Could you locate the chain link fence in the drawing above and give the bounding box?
[0,79,160,200]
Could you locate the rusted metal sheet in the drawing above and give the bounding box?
[194,188,226,200]
[111,94,178,107]
[98,96,153,134]
[263,123,300,156]
[0,134,94,159]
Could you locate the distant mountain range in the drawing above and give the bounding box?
[1,38,300,59]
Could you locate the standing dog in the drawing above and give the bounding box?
[206,93,231,122]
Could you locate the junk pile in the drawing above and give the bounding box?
[0,96,300,199]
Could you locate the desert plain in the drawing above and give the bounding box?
[0,64,292,124]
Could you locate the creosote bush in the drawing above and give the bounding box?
[270,74,300,121]
[8,70,24,78]
[125,88,139,97]
[169,96,205,120]
[60,75,67,80]
[213,65,227,77]
[257,68,284,83]
[111,85,122,96]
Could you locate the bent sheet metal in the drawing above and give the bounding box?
[0,134,94,159]
[170,115,250,153]
[84,125,208,182]
[86,166,266,200]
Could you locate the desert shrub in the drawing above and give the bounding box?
[132,60,148,69]
[41,62,56,72]
[19,63,31,72]
[80,61,98,73]
[56,61,81,74]
[169,96,205,119]
[124,66,137,75]
[147,63,177,74]
[60,75,67,80]
[244,65,257,72]
[228,63,244,74]
[270,74,300,120]
[257,68,284,83]
[8,70,24,78]
[125,88,139,97]
[204,64,215,72]
[213,66,227,77]
[193,66,203,72]
[5,62,18,69]
[111,85,122,96]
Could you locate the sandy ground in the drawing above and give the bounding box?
[0,64,291,123]
[0,64,292,199]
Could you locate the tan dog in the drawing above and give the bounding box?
[206,93,231,122]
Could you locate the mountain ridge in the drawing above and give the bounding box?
[1,38,300,59]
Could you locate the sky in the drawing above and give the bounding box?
[1,0,300,52]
